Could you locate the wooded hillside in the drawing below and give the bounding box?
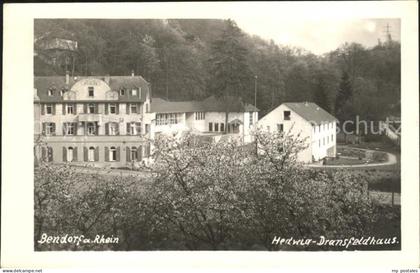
[34,19,400,119]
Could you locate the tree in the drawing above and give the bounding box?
[208,19,252,133]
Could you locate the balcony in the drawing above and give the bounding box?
[77,114,125,124]
[78,113,103,122]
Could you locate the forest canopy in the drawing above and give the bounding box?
[34,19,400,120]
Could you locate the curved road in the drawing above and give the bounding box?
[307,150,397,169]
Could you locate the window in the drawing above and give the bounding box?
[46,104,53,114]
[109,147,117,161]
[215,123,219,132]
[209,122,213,132]
[145,124,150,134]
[130,146,138,161]
[195,112,205,120]
[156,113,179,125]
[63,122,76,135]
[284,111,291,120]
[109,103,117,114]
[130,104,138,114]
[145,103,149,113]
[67,147,74,162]
[127,122,142,135]
[88,87,94,97]
[331,134,334,142]
[220,123,225,132]
[87,122,97,135]
[277,124,284,132]
[120,89,125,96]
[249,113,253,126]
[67,104,74,114]
[88,103,95,114]
[43,147,53,162]
[45,122,55,135]
[131,89,137,96]
[169,114,178,125]
[60,89,66,96]
[88,147,95,162]
[108,123,119,135]
[48,88,54,96]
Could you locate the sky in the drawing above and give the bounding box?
[235,18,400,55]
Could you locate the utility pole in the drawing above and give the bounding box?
[254,75,258,108]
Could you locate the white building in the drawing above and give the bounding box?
[257,102,337,163]
[149,96,259,143]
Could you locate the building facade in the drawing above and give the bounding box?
[34,73,152,168]
[256,102,337,163]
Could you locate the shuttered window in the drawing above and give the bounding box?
[44,122,56,135]
[108,146,120,162]
[43,147,53,162]
[45,104,53,115]
[88,147,95,162]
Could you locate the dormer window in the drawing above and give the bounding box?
[60,88,67,96]
[120,89,125,96]
[88,87,94,97]
[131,89,137,96]
[284,111,291,120]
[48,89,54,96]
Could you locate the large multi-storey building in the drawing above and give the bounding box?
[34,72,152,168]
[34,73,259,168]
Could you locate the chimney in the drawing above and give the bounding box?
[65,70,70,84]
[104,75,110,84]
[131,70,135,77]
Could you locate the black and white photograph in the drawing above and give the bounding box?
[2,1,419,270]
[33,16,402,251]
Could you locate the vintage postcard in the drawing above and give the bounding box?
[2,1,419,271]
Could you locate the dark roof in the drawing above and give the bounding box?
[151,96,259,114]
[283,102,337,124]
[34,75,149,102]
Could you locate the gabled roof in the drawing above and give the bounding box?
[151,96,259,114]
[283,102,337,125]
[34,75,149,102]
